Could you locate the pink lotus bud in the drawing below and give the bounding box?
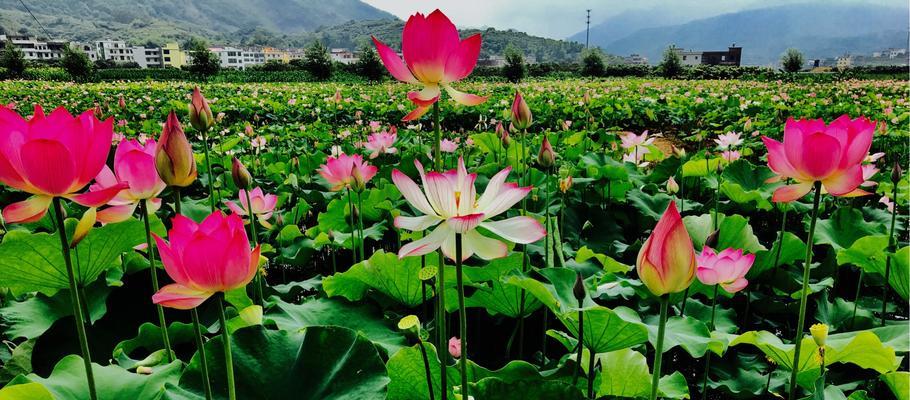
[538,135,556,168]
[232,157,252,189]
[510,90,532,131]
[636,202,696,296]
[188,86,214,132]
[666,176,679,194]
[448,337,461,358]
[156,111,198,188]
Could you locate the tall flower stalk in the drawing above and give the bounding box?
[881,162,902,326]
[189,87,218,211]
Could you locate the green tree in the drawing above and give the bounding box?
[186,38,220,79]
[303,40,333,81]
[1,40,26,78]
[581,49,605,77]
[658,46,683,78]
[781,48,805,73]
[502,46,525,83]
[61,44,94,82]
[355,45,384,82]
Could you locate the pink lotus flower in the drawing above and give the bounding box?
[695,247,755,293]
[861,164,879,187]
[372,9,487,121]
[392,158,545,261]
[622,149,650,167]
[448,336,461,358]
[90,139,166,223]
[636,202,696,296]
[224,187,278,228]
[364,130,398,159]
[317,153,378,192]
[440,139,458,153]
[152,211,261,310]
[762,116,874,202]
[721,150,741,163]
[620,130,654,150]
[0,105,127,223]
[714,131,743,150]
[880,195,895,212]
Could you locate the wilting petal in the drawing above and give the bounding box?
[398,223,451,258]
[67,182,129,207]
[2,195,52,223]
[392,169,437,216]
[394,215,441,231]
[96,203,138,224]
[152,283,213,310]
[463,230,508,260]
[443,34,482,83]
[442,84,487,106]
[822,164,865,196]
[480,216,545,244]
[371,36,417,83]
[402,105,431,122]
[772,183,813,203]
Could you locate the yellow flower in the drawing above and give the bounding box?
[810,323,828,347]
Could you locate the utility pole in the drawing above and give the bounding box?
[585,9,591,49]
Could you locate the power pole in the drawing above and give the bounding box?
[585,9,591,49]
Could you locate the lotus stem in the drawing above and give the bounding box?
[587,341,596,399]
[650,294,670,400]
[140,199,173,363]
[191,308,214,400]
[771,203,789,285]
[216,295,236,400]
[418,339,436,400]
[455,233,468,400]
[346,188,358,263]
[357,189,366,261]
[433,100,448,400]
[881,182,899,326]
[701,285,719,400]
[201,128,217,211]
[788,181,822,400]
[242,187,264,306]
[571,308,584,387]
[53,198,97,400]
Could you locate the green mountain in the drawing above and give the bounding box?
[290,19,587,63]
[0,0,394,44]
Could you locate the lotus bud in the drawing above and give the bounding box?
[666,176,679,194]
[498,122,511,148]
[673,146,686,158]
[810,323,828,347]
[232,157,252,189]
[93,103,104,119]
[510,90,532,131]
[118,95,126,109]
[573,272,585,303]
[892,161,902,184]
[188,86,214,132]
[156,111,198,187]
[636,202,696,296]
[538,135,556,168]
[448,337,461,358]
[743,117,752,132]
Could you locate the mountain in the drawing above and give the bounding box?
[567,7,705,47]
[0,0,394,44]
[294,19,587,63]
[574,3,909,66]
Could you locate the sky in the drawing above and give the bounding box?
[363,0,908,39]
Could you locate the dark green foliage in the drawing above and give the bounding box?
[355,46,384,82]
[1,41,26,78]
[581,49,606,77]
[186,38,220,79]
[658,47,683,78]
[61,45,94,82]
[303,41,333,81]
[781,48,805,73]
[502,46,525,83]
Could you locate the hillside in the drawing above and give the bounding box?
[292,19,588,63]
[0,0,394,44]
[575,3,908,65]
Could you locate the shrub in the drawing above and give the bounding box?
[303,41,333,81]
[186,38,221,79]
[781,48,805,73]
[658,47,683,78]
[581,49,605,77]
[61,45,94,82]
[1,40,26,78]
[502,47,526,83]
[355,46,385,82]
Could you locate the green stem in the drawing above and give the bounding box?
[174,188,182,215]
[881,183,899,326]
[571,309,584,387]
[191,308,213,400]
[357,190,366,261]
[140,199,173,363]
[701,285,719,400]
[455,233,468,400]
[788,181,822,400]
[851,270,864,330]
[53,198,97,400]
[418,340,436,400]
[587,341,596,399]
[679,287,690,316]
[650,295,670,400]
[545,168,552,268]
[433,102,442,171]
[346,188,358,263]
[201,128,217,211]
[216,295,236,400]
[433,93,448,400]
[771,205,789,285]
[242,188,264,306]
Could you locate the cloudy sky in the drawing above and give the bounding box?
[363,0,907,39]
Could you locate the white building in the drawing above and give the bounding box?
[836,55,853,69]
[0,35,95,61]
[625,53,649,65]
[242,48,265,68]
[209,47,245,69]
[672,48,703,66]
[330,48,358,64]
[131,46,162,68]
[95,40,133,62]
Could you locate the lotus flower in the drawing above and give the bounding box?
[372,9,487,121]
[392,158,545,261]
[861,164,878,187]
[364,130,398,159]
[440,139,458,153]
[722,150,741,163]
[152,211,261,309]
[317,153,378,192]
[620,130,654,150]
[224,187,277,228]
[448,336,462,358]
[714,131,743,150]
[90,139,166,223]
[695,247,755,293]
[0,105,127,223]
[762,116,875,202]
[636,202,696,296]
